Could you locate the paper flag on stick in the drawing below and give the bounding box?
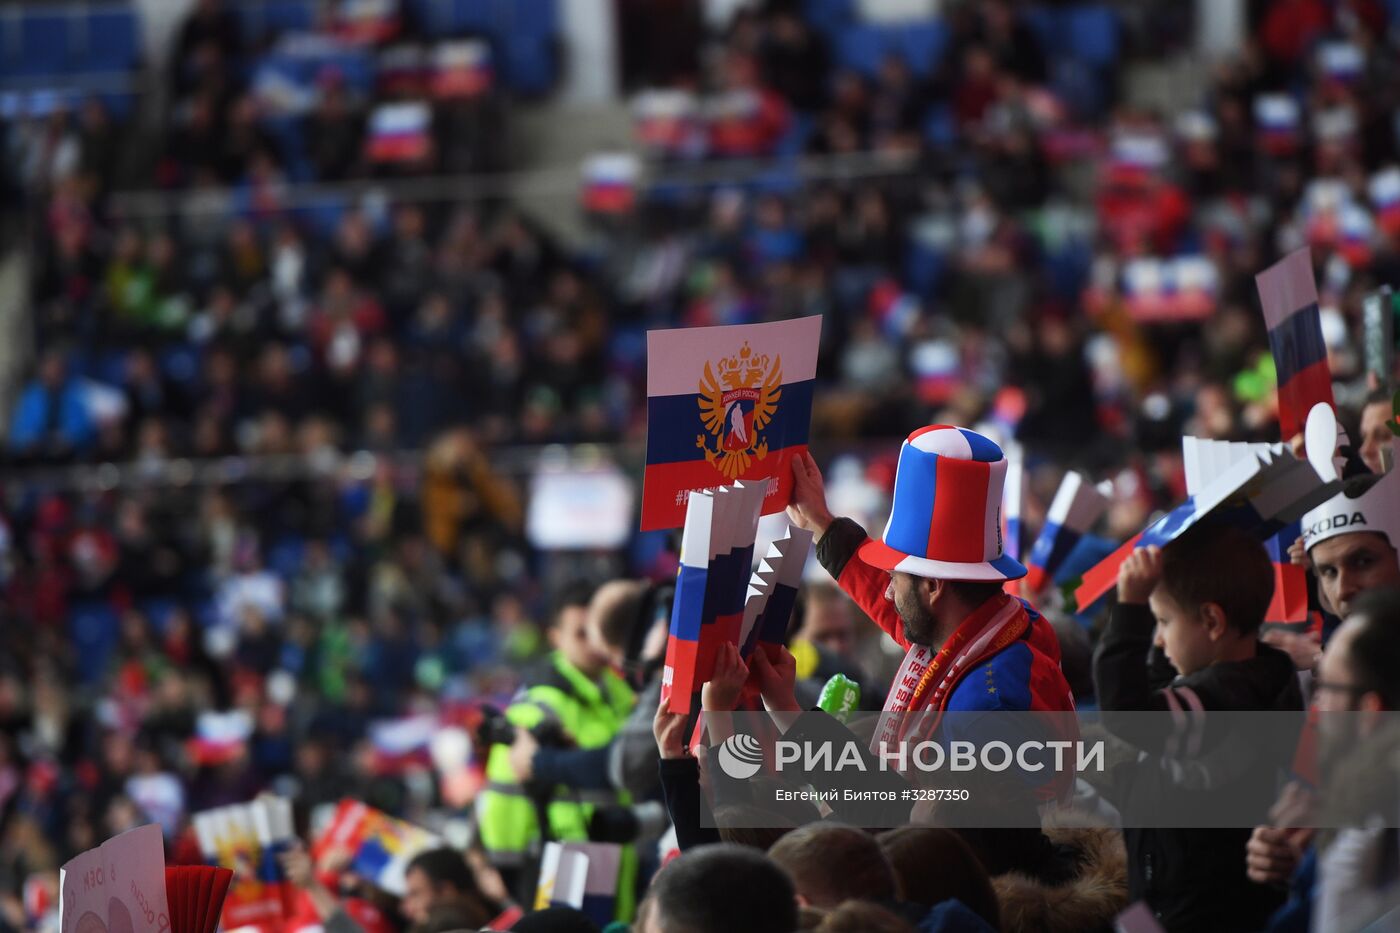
[1255,247,1334,445]
[1262,525,1310,626]
[1002,447,1025,598]
[1023,472,1111,593]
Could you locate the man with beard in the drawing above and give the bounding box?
[786,426,1074,799]
[1254,588,1400,930]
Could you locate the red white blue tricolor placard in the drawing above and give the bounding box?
[1256,247,1333,443]
[1023,471,1110,594]
[643,315,822,531]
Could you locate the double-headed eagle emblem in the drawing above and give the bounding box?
[697,341,782,480]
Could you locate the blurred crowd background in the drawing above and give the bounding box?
[3,0,1400,926]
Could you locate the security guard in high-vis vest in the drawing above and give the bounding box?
[477,583,638,920]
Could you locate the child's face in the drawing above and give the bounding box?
[1148,586,1216,676]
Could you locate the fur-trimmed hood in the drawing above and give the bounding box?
[991,827,1128,933]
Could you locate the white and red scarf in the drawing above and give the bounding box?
[872,594,1030,752]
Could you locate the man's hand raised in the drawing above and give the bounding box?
[786,451,834,542]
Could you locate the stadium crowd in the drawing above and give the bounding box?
[4,0,1400,930]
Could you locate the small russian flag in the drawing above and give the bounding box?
[910,338,960,405]
[188,711,254,766]
[1105,131,1168,187]
[368,715,438,774]
[1370,167,1400,236]
[662,491,715,713]
[1254,94,1301,155]
[581,153,640,214]
[1256,247,1333,441]
[378,44,427,97]
[431,40,493,99]
[338,0,399,44]
[1023,471,1112,594]
[1317,41,1365,84]
[632,89,700,156]
[367,101,432,163]
[1337,202,1375,268]
[1117,256,1218,323]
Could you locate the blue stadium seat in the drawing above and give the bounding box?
[896,22,947,77]
[448,0,495,35]
[17,12,71,77]
[805,0,856,40]
[84,6,140,72]
[96,349,129,386]
[267,536,306,579]
[1051,57,1106,119]
[836,25,887,78]
[0,15,16,78]
[140,598,179,634]
[160,344,200,385]
[1043,243,1092,302]
[1066,6,1119,68]
[1021,6,1060,59]
[98,91,136,120]
[504,36,554,94]
[299,195,349,237]
[1388,0,1400,23]
[70,602,120,685]
[264,0,316,35]
[922,103,955,147]
[774,112,812,157]
[499,0,557,39]
[905,241,948,298]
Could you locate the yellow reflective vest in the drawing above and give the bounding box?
[476,652,637,920]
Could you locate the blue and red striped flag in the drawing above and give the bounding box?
[643,316,822,531]
[1023,471,1111,594]
[1261,524,1310,627]
[661,491,715,713]
[1256,247,1333,444]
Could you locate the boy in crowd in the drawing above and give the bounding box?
[1094,525,1304,931]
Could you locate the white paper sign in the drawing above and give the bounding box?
[60,824,169,933]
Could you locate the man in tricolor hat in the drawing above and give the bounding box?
[787,425,1075,725]
[1298,470,1400,621]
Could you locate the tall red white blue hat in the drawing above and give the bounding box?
[859,425,1027,581]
